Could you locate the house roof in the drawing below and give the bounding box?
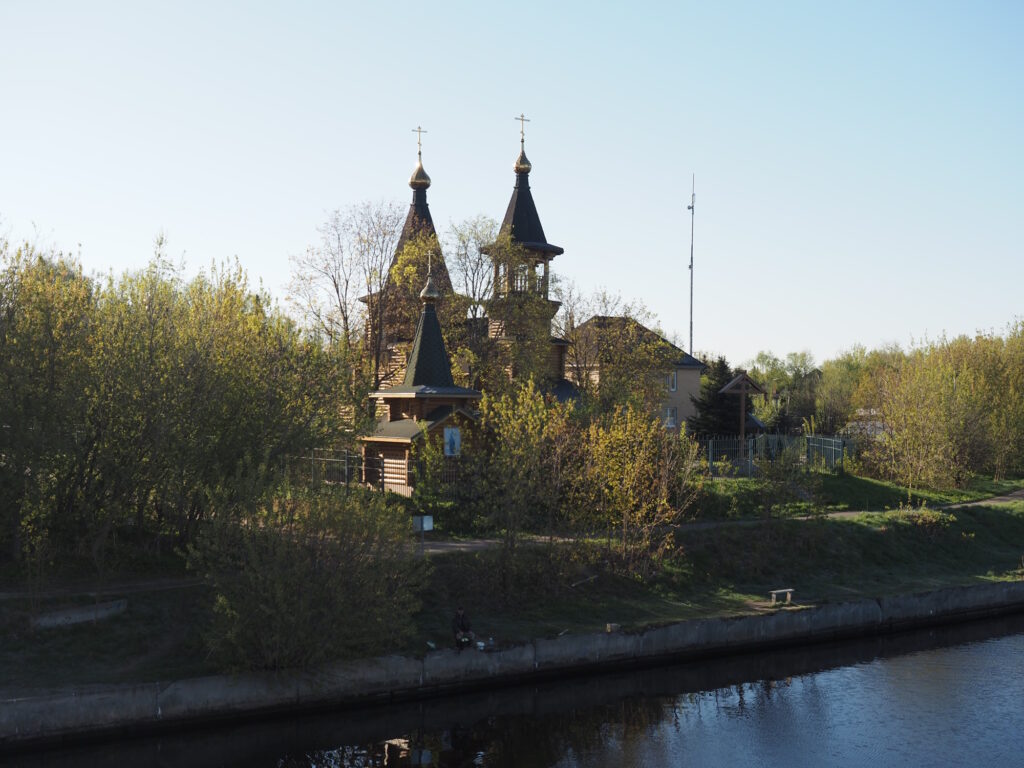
[497,143,563,256]
[574,315,704,368]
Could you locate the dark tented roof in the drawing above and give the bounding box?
[499,171,564,255]
[404,301,455,388]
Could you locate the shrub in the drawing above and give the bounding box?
[188,486,428,671]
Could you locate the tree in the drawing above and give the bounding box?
[580,406,701,579]
[288,210,362,355]
[188,486,427,670]
[349,201,405,390]
[815,345,867,434]
[554,284,676,416]
[746,350,820,433]
[688,356,743,435]
[446,215,497,321]
[477,379,577,594]
[1,242,344,575]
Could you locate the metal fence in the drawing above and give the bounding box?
[698,434,849,477]
[805,435,848,471]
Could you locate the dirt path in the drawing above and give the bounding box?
[945,488,1024,509]
[0,577,202,602]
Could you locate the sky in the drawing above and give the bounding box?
[2,1,1022,366]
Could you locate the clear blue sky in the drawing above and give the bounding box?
[2,1,1021,366]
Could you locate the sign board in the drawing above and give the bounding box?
[412,515,434,532]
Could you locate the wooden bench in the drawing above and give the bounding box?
[770,588,794,606]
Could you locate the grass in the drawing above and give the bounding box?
[691,472,1024,521]
[676,502,1024,603]
[0,582,214,692]
[815,473,1024,511]
[410,502,1024,652]
[4,498,1024,690]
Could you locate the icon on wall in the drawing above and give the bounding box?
[444,426,461,456]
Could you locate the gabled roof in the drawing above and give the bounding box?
[497,146,563,256]
[574,316,704,368]
[719,372,766,395]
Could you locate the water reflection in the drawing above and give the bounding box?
[9,613,1024,768]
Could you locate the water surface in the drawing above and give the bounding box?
[10,614,1024,767]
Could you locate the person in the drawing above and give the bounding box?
[452,606,474,650]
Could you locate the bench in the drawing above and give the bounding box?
[770,588,794,606]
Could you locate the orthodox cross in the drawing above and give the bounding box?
[412,125,427,154]
[515,113,530,143]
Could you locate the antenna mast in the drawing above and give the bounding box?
[687,175,695,355]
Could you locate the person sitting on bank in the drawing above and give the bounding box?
[453,606,474,650]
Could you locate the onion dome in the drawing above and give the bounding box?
[409,152,431,190]
[514,143,532,174]
[419,265,440,302]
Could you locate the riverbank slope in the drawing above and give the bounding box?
[4,579,1024,749]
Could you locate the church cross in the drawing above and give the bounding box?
[412,125,427,154]
[515,113,530,143]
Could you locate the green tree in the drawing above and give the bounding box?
[188,486,427,670]
[688,356,742,435]
[554,285,676,416]
[580,406,700,579]
[477,379,577,594]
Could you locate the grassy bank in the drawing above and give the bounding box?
[6,500,1022,690]
[418,502,1024,650]
[691,474,1024,520]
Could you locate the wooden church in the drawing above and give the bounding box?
[359,123,578,493]
[360,266,481,494]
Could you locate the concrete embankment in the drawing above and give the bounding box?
[4,580,1024,749]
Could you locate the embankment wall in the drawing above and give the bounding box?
[4,581,1024,748]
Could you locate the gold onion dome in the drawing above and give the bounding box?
[514,145,532,174]
[409,153,431,190]
[419,267,440,302]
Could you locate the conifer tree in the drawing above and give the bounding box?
[687,356,744,435]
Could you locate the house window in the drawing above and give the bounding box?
[665,407,678,428]
[667,370,678,392]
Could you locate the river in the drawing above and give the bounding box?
[8,613,1024,767]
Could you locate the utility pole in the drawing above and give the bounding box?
[687,174,695,356]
